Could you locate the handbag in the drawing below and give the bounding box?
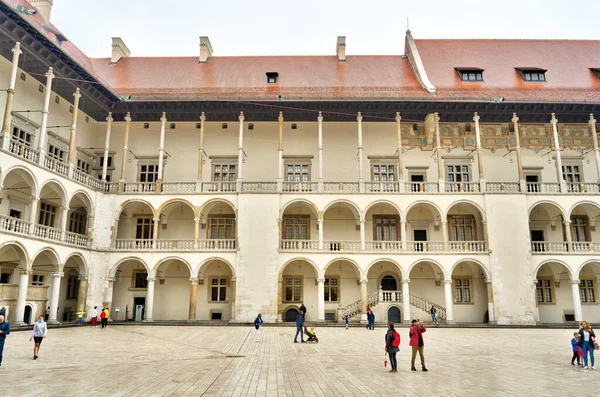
[593,337,599,351]
[577,346,584,357]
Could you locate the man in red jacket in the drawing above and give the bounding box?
[409,319,428,372]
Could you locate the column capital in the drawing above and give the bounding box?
[486,279,493,284]
[589,113,597,125]
[73,88,81,100]
[147,277,156,282]
[12,41,22,55]
[194,217,200,223]
[200,112,206,122]
[153,218,160,223]
[106,112,113,123]
[360,278,368,284]
[317,278,325,283]
[239,111,244,122]
[78,275,88,281]
[563,220,571,225]
[551,113,558,124]
[357,112,363,122]
[511,113,519,123]
[402,279,410,284]
[18,269,32,276]
[571,279,580,285]
[124,112,132,122]
[395,112,401,122]
[317,111,323,122]
[51,272,64,278]
[317,218,323,224]
[160,112,167,122]
[62,206,69,211]
[473,112,480,122]
[45,66,55,79]
[189,277,199,283]
[443,279,452,285]
[278,111,284,122]
[108,277,116,283]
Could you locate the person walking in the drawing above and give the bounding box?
[299,304,307,320]
[44,307,49,322]
[571,332,582,366]
[0,315,10,367]
[369,311,376,330]
[100,308,107,329]
[578,321,597,370]
[430,305,438,325]
[254,313,263,342]
[91,306,98,328]
[293,310,305,343]
[76,310,84,326]
[366,306,372,329]
[29,315,47,360]
[345,315,349,330]
[385,322,400,372]
[409,319,428,372]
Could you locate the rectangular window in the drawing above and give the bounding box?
[570,216,589,242]
[66,276,79,299]
[11,126,33,147]
[284,277,302,302]
[31,274,45,286]
[324,278,338,302]
[446,165,470,183]
[208,216,235,240]
[373,215,399,241]
[563,165,582,192]
[69,211,87,235]
[47,144,66,162]
[286,164,310,182]
[139,164,158,183]
[211,278,227,302]
[133,271,148,289]
[77,159,92,174]
[449,216,476,241]
[521,70,546,82]
[454,279,472,303]
[458,70,484,82]
[38,202,57,227]
[135,217,154,240]
[212,164,237,182]
[325,312,336,321]
[579,280,596,303]
[535,279,553,303]
[282,216,310,240]
[0,273,10,284]
[372,164,396,182]
[100,156,113,168]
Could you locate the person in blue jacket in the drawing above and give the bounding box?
[0,315,10,367]
[294,310,305,343]
[571,332,581,366]
[254,313,263,342]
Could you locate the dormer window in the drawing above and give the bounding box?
[517,68,546,82]
[456,68,483,82]
[266,72,279,84]
[591,68,600,79]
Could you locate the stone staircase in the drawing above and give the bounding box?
[337,289,446,322]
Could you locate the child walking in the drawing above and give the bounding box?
[571,332,582,366]
[345,315,349,330]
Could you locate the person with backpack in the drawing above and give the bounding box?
[254,313,263,342]
[409,319,428,372]
[385,322,400,372]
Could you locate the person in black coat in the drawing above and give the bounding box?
[299,304,307,320]
[578,321,597,369]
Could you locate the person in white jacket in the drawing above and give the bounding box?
[29,315,47,360]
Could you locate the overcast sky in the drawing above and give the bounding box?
[50,0,599,58]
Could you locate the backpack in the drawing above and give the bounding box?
[391,331,401,348]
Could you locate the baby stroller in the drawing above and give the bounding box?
[304,327,319,343]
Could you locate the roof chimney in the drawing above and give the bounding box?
[199,36,213,63]
[336,36,346,62]
[111,37,131,64]
[30,0,53,21]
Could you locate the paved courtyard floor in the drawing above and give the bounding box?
[1,325,597,396]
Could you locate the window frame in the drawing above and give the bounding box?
[445,164,471,183]
[131,270,148,289]
[135,217,154,240]
[579,279,597,304]
[31,274,45,286]
[517,69,547,82]
[284,161,311,182]
[283,276,303,303]
[207,214,236,240]
[448,215,477,241]
[0,272,11,284]
[282,215,311,240]
[69,210,87,235]
[210,157,238,182]
[535,278,554,305]
[210,277,229,302]
[324,277,339,302]
[47,142,67,163]
[456,69,484,82]
[138,163,159,183]
[570,216,590,243]
[38,202,57,227]
[66,276,79,299]
[453,278,473,304]
[372,215,400,241]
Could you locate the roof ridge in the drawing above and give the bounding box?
[415,38,600,42]
[90,54,405,60]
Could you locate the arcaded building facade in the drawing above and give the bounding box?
[0,0,599,326]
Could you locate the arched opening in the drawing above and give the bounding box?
[24,304,32,325]
[534,262,573,323]
[364,202,401,252]
[381,276,397,291]
[279,259,318,322]
[153,258,192,320]
[406,202,443,252]
[322,202,361,252]
[285,307,299,322]
[156,201,196,250]
[578,262,600,323]
[199,201,237,250]
[197,259,235,321]
[446,202,486,252]
[116,201,156,249]
[37,182,66,237]
[66,193,92,246]
[324,259,361,321]
[60,255,86,322]
[529,203,566,253]
[280,201,319,251]
[0,168,36,234]
[30,249,60,322]
[451,260,489,323]
[111,258,150,321]
[569,203,600,253]
[409,261,446,322]
[0,243,28,322]
[387,306,401,323]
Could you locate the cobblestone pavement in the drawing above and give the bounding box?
[1,325,596,396]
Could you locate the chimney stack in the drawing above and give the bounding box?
[336,36,346,62]
[199,36,213,63]
[111,37,131,64]
[30,0,53,21]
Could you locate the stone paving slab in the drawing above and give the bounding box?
[1,325,596,396]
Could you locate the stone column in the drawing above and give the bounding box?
[230,278,236,321]
[37,67,55,165]
[144,277,156,322]
[441,220,448,252]
[588,114,600,182]
[194,218,200,249]
[152,218,160,247]
[486,279,495,324]
[13,269,30,325]
[396,112,405,192]
[60,206,69,241]
[189,278,198,321]
[317,278,325,322]
[48,272,63,324]
[360,278,368,324]
[473,112,485,191]
[197,112,206,190]
[28,197,39,234]
[103,277,114,312]
[401,220,407,251]
[571,279,583,322]
[443,280,454,323]
[277,112,284,191]
[434,113,444,192]
[101,112,113,181]
[550,113,566,192]
[317,111,324,192]
[357,112,365,192]
[77,276,88,313]
[119,112,132,192]
[482,221,489,252]
[67,88,81,177]
[402,279,411,323]
[512,113,525,191]
[86,215,94,247]
[564,220,573,252]
[359,220,366,250]
[1,42,22,151]
[156,112,167,192]
[317,219,324,251]
[277,278,283,322]
[237,112,245,192]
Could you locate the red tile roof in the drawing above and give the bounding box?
[89,55,428,100]
[415,39,600,102]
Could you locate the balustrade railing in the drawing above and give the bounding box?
[406,182,439,193]
[155,239,195,250]
[197,239,237,250]
[9,140,39,162]
[32,224,62,242]
[124,182,156,193]
[526,182,560,193]
[202,182,237,193]
[572,242,600,253]
[405,241,445,252]
[364,241,402,252]
[566,183,600,193]
[242,181,278,192]
[43,156,69,176]
[323,182,359,193]
[409,292,446,320]
[365,182,400,193]
[64,231,88,247]
[115,239,154,250]
[323,240,361,252]
[486,182,521,193]
[162,182,196,193]
[282,182,318,193]
[280,239,319,251]
[448,241,487,252]
[445,182,480,193]
[0,215,31,235]
[380,290,402,303]
[531,241,568,253]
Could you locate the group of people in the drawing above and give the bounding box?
[570,321,597,370]
[385,319,428,373]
